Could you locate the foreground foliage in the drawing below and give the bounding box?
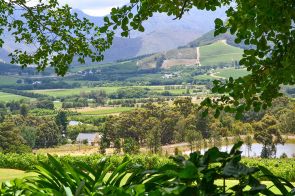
[1,152,295,182]
[1,142,295,195]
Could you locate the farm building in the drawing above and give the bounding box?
[76,133,101,146]
[69,120,82,126]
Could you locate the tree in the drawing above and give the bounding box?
[279,109,295,134]
[35,121,61,148]
[244,134,253,157]
[253,114,285,158]
[195,111,210,138]
[173,97,194,117]
[20,104,29,117]
[0,120,31,153]
[185,129,202,153]
[55,110,68,136]
[114,138,121,154]
[146,117,162,154]
[0,0,113,76]
[123,137,140,154]
[36,100,54,110]
[21,126,37,148]
[6,101,20,112]
[0,107,7,123]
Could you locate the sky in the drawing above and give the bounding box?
[58,0,130,16]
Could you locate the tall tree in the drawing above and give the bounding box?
[253,114,284,158]
[185,129,202,153]
[35,121,61,148]
[21,126,37,148]
[55,110,68,136]
[0,120,31,153]
[146,117,162,153]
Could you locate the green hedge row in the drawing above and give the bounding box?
[0,153,172,171]
[1,153,295,181]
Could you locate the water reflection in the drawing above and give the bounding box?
[186,143,295,158]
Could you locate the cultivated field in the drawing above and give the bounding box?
[73,106,134,116]
[214,68,249,79]
[29,86,121,97]
[0,75,20,86]
[162,59,197,69]
[0,92,30,102]
[199,41,243,66]
[29,85,195,98]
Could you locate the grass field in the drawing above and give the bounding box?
[0,169,33,183]
[215,68,249,79]
[0,92,30,102]
[0,75,20,86]
[29,86,122,97]
[194,74,215,80]
[199,41,243,66]
[70,63,114,72]
[54,101,63,109]
[75,107,134,116]
[29,85,190,98]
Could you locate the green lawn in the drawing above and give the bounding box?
[215,68,249,79]
[0,169,33,183]
[0,92,30,102]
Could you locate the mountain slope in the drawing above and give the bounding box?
[186,30,252,49]
[0,8,226,64]
[137,40,243,69]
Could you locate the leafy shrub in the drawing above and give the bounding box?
[1,142,295,195]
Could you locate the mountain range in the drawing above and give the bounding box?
[0,8,227,64]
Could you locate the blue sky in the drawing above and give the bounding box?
[59,0,129,16]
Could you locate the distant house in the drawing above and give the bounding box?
[32,81,42,85]
[76,133,101,146]
[69,120,82,126]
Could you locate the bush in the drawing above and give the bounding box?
[1,143,294,195]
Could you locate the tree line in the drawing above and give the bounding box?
[99,97,295,157]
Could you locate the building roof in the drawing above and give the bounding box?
[76,133,101,142]
[69,120,82,126]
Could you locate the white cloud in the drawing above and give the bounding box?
[58,0,129,16]
[82,7,115,17]
[26,0,129,16]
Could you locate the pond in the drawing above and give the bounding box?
[185,143,295,158]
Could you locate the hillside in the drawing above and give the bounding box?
[186,30,253,49]
[137,40,244,69]
[0,9,226,65]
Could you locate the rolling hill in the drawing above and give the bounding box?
[137,40,244,69]
[186,29,253,50]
